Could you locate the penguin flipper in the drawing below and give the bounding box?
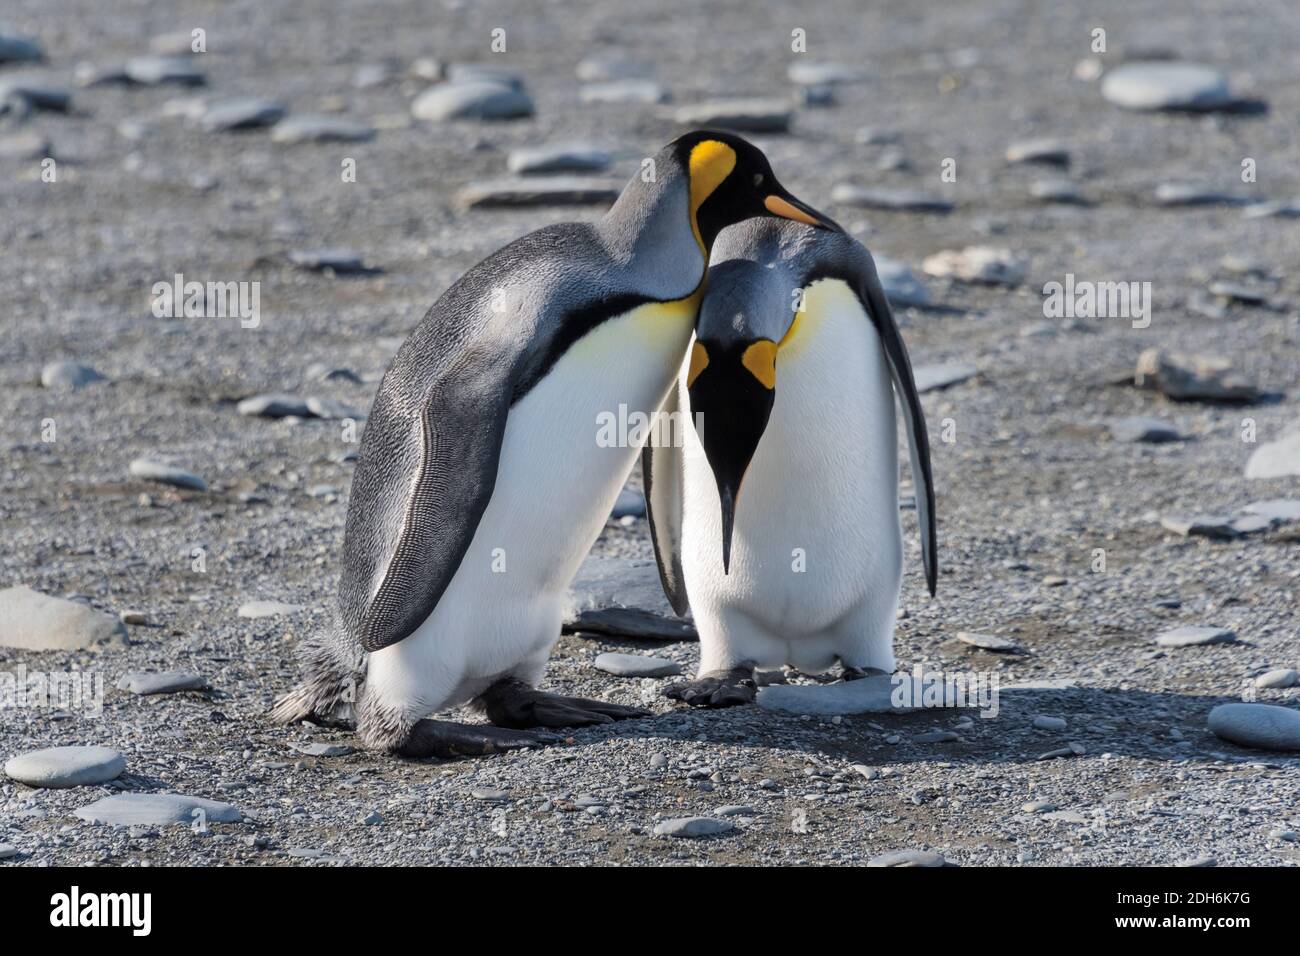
[342,365,511,653]
[643,379,691,617]
[851,250,938,597]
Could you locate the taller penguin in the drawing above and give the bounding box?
[273,131,841,757]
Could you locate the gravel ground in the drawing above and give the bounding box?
[2,0,1298,866]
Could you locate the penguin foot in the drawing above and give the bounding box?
[840,665,889,683]
[478,679,652,729]
[664,667,757,708]
[395,719,564,759]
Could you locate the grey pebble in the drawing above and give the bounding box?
[238,600,304,619]
[579,80,667,105]
[957,631,1019,652]
[0,586,128,651]
[830,184,953,213]
[653,816,734,838]
[594,652,682,678]
[271,115,375,144]
[1110,416,1181,443]
[673,99,791,133]
[76,793,245,826]
[4,746,126,789]
[1155,625,1235,648]
[868,849,947,867]
[1101,62,1238,112]
[1207,703,1300,752]
[200,97,286,131]
[238,393,311,418]
[1033,716,1068,731]
[124,55,206,87]
[117,671,208,695]
[129,458,207,491]
[914,363,978,394]
[458,177,620,209]
[507,144,612,175]
[41,361,104,391]
[1254,668,1299,689]
[411,81,533,122]
[1245,431,1300,480]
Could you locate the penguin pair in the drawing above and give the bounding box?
[273,130,842,757]
[646,219,937,706]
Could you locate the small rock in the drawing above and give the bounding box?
[288,249,374,274]
[1255,669,1299,689]
[507,144,612,175]
[1179,855,1217,867]
[1207,703,1300,752]
[787,62,866,86]
[1110,416,1181,443]
[830,185,953,213]
[305,396,365,420]
[458,177,620,209]
[653,817,734,838]
[1005,139,1070,166]
[470,788,509,802]
[1029,179,1085,204]
[1033,716,1067,731]
[575,54,653,82]
[1155,625,1235,648]
[1245,431,1300,479]
[238,393,311,418]
[411,81,534,122]
[868,849,946,867]
[129,458,207,491]
[914,730,959,744]
[271,115,375,144]
[117,671,208,696]
[1135,348,1260,403]
[1160,515,1241,540]
[0,844,16,860]
[0,32,43,64]
[291,742,353,758]
[444,64,524,88]
[1101,62,1239,112]
[0,586,128,651]
[238,600,304,619]
[593,652,681,678]
[40,361,104,391]
[0,80,70,112]
[957,631,1020,653]
[874,257,930,308]
[199,98,286,131]
[4,746,125,789]
[611,488,646,519]
[922,246,1025,286]
[1153,183,1248,207]
[564,556,695,640]
[123,55,206,87]
[673,99,791,133]
[1022,800,1057,813]
[0,128,51,160]
[756,673,911,716]
[1208,280,1272,306]
[913,363,977,393]
[75,793,245,826]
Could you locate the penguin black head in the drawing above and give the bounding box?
[670,129,843,251]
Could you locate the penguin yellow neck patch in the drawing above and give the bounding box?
[688,140,736,251]
[686,341,710,386]
[742,340,777,389]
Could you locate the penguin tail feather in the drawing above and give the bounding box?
[269,622,365,729]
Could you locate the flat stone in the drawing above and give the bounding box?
[868,849,947,867]
[444,64,524,89]
[756,673,913,716]
[1207,703,1300,752]
[150,31,205,56]
[1022,800,1057,813]
[579,80,667,105]
[238,600,304,619]
[1208,280,1271,306]
[1255,669,1299,689]
[1029,179,1085,203]
[4,746,125,788]
[575,54,653,82]
[922,246,1025,285]
[957,631,1020,652]
[787,61,867,85]
[271,115,375,144]
[0,33,44,64]
[0,81,70,112]
[1244,500,1300,524]
[411,81,534,121]
[1135,349,1260,403]
[1110,416,1181,443]
[305,396,365,420]
[291,742,353,758]
[1154,183,1249,207]
[673,99,791,133]
[1042,810,1091,824]
[199,97,286,131]
[913,363,977,393]
[914,730,959,743]
[238,393,311,418]
[75,793,246,826]
[1005,139,1070,166]
[1160,515,1240,540]
[653,817,734,838]
[1229,514,1273,536]
[0,844,16,860]
[565,557,695,640]
[288,248,373,274]
[1033,715,1068,731]
[123,55,206,86]
[0,129,51,160]
[458,177,620,209]
[40,361,104,391]
[874,256,930,307]
[594,652,681,678]
[128,458,207,491]
[1155,625,1235,648]
[506,144,612,175]
[0,586,128,651]
[304,363,362,384]
[1101,62,1237,112]
[830,184,953,213]
[1242,200,1300,220]
[117,671,208,695]
[611,487,646,519]
[1246,431,1300,479]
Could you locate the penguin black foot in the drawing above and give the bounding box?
[664,667,757,708]
[478,678,652,729]
[840,665,888,683]
[395,719,563,759]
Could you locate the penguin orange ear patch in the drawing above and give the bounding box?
[687,341,710,386]
[741,340,777,389]
[689,140,737,207]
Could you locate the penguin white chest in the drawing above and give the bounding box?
[680,279,903,673]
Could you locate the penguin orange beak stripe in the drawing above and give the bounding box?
[764,194,837,230]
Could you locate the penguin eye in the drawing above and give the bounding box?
[753,173,765,188]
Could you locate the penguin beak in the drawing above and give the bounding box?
[688,340,777,574]
[764,190,843,232]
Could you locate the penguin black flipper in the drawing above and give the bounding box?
[840,248,938,596]
[643,380,691,616]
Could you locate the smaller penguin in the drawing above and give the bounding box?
[644,219,937,705]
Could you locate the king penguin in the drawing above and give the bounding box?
[272,132,841,756]
[644,218,936,706]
